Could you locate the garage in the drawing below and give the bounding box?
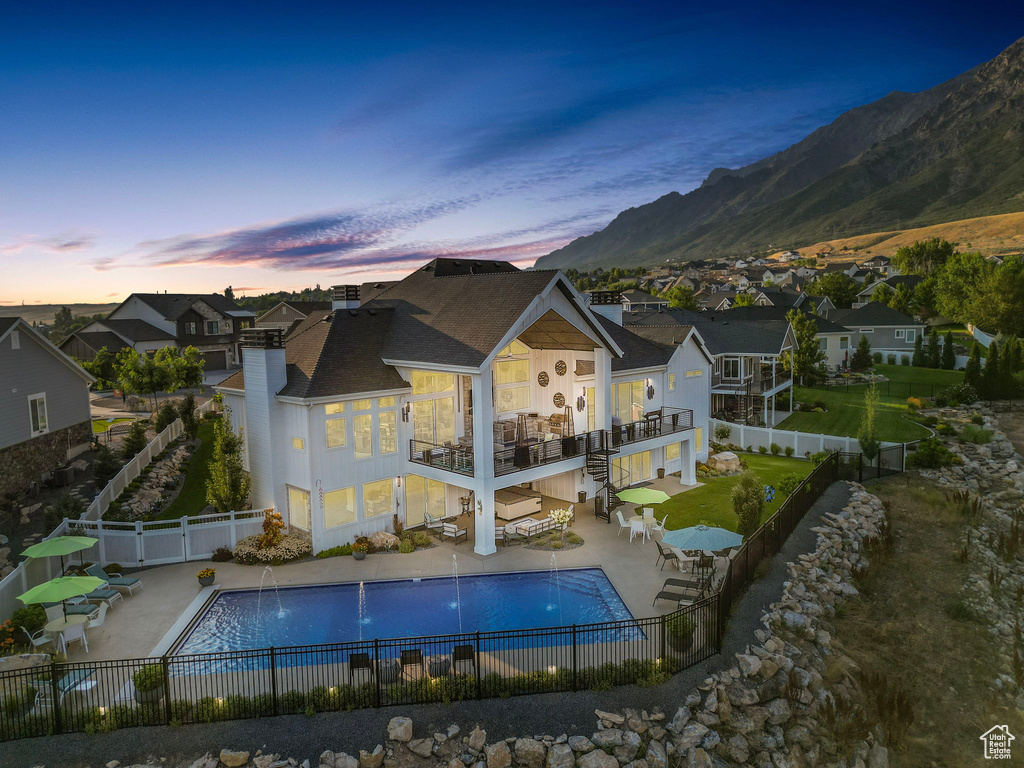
[200,350,228,370]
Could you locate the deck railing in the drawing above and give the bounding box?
[611,407,693,448]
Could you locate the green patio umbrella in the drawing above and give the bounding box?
[616,488,671,506]
[22,535,98,574]
[18,576,108,620]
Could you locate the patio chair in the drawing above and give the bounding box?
[424,512,446,539]
[629,519,647,543]
[30,667,97,710]
[63,598,102,618]
[452,644,476,674]
[19,625,54,650]
[59,622,89,655]
[81,585,123,608]
[43,604,63,623]
[642,507,654,521]
[85,564,142,596]
[87,602,109,630]
[349,652,374,684]
[649,515,668,537]
[615,510,630,536]
[400,648,424,678]
[440,522,468,544]
[655,540,678,571]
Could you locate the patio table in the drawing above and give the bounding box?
[45,614,89,634]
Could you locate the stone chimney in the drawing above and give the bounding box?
[332,285,361,311]
[588,290,623,325]
[240,328,287,513]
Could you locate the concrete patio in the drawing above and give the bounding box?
[68,486,716,663]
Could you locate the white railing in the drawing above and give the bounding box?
[84,398,217,521]
[969,324,995,348]
[710,419,902,457]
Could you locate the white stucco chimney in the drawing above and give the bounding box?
[241,328,287,514]
[588,290,623,325]
[331,285,361,311]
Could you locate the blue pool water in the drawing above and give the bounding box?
[173,568,641,657]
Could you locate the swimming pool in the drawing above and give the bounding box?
[173,567,642,657]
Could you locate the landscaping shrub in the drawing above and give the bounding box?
[103,563,124,575]
[316,544,353,559]
[905,397,924,411]
[713,424,732,441]
[154,401,178,433]
[887,354,897,365]
[809,450,831,466]
[233,534,312,565]
[11,605,46,634]
[45,492,87,533]
[177,393,199,440]
[959,424,993,444]
[938,382,978,408]
[211,546,234,562]
[758,445,767,454]
[732,472,764,536]
[900,356,910,365]
[769,442,781,455]
[936,422,957,436]
[906,438,960,468]
[970,413,985,425]
[813,400,827,410]
[872,351,882,364]
[784,445,794,457]
[778,474,803,497]
[121,420,149,460]
[92,445,123,488]
[398,539,415,554]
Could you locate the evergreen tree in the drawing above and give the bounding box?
[732,472,764,537]
[911,334,925,367]
[940,330,955,370]
[786,307,827,384]
[851,335,873,372]
[982,341,1001,400]
[858,384,881,464]
[178,393,199,441]
[121,420,148,460]
[154,401,178,432]
[926,328,940,368]
[964,342,983,391]
[206,415,251,514]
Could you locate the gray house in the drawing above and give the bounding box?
[0,317,95,501]
[824,302,925,365]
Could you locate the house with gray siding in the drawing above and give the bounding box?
[0,318,94,501]
[823,302,925,365]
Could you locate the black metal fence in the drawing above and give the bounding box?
[803,377,946,400]
[836,444,906,482]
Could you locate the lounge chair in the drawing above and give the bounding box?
[30,667,97,710]
[19,626,54,650]
[87,602,109,630]
[79,584,123,608]
[45,601,99,620]
[652,573,712,606]
[400,648,424,678]
[440,522,467,544]
[349,652,374,684]
[452,644,476,674]
[85,564,142,596]
[655,540,678,571]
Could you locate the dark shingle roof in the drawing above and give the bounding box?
[256,300,332,323]
[824,302,922,327]
[618,289,666,305]
[132,293,253,320]
[0,317,20,337]
[74,331,130,352]
[98,318,174,341]
[625,306,791,355]
[720,305,849,334]
[856,275,923,295]
[594,316,674,371]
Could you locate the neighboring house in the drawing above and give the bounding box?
[0,318,95,501]
[618,289,668,311]
[624,306,796,427]
[823,302,925,365]
[217,262,713,556]
[850,268,883,284]
[753,287,808,309]
[702,291,737,311]
[852,275,923,308]
[803,294,836,314]
[255,300,333,336]
[61,293,256,370]
[859,255,899,277]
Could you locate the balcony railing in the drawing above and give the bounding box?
[408,408,695,478]
[712,370,791,394]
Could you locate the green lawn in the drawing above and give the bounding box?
[776,364,964,442]
[157,419,216,519]
[92,417,133,434]
[659,455,813,532]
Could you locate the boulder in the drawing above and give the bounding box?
[545,744,574,768]
[469,727,487,753]
[388,717,413,743]
[707,452,740,473]
[514,739,546,768]
[576,751,617,768]
[359,746,384,768]
[219,750,250,768]
[486,742,512,768]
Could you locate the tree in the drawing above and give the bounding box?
[870,283,894,305]
[890,283,916,316]
[968,258,1024,337]
[178,393,199,440]
[964,342,983,391]
[858,384,881,464]
[913,276,938,320]
[934,251,994,324]
[732,293,756,307]
[662,285,699,310]
[851,335,873,372]
[940,331,955,370]
[92,445,123,487]
[76,346,116,390]
[54,306,74,330]
[982,341,1001,400]
[732,472,764,537]
[154,401,178,432]
[207,416,251,514]
[808,273,859,308]
[892,238,954,276]
[224,286,234,301]
[786,307,827,384]
[926,328,940,368]
[911,334,925,367]
[121,420,148,460]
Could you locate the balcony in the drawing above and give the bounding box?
[407,408,695,479]
[712,370,791,394]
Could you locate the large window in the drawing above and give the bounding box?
[496,386,530,412]
[665,442,680,460]
[363,479,394,518]
[28,394,48,437]
[722,358,741,379]
[612,380,644,423]
[905,329,917,343]
[413,398,455,445]
[353,414,373,459]
[378,396,396,407]
[326,418,347,448]
[411,371,454,395]
[287,487,311,531]
[405,475,446,528]
[352,399,372,411]
[498,340,530,356]
[324,487,356,528]
[325,402,345,415]
[495,358,530,384]
[379,411,397,454]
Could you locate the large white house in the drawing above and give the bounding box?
[218,260,713,556]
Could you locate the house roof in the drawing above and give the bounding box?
[824,301,922,327]
[97,318,175,342]
[0,317,95,384]
[721,305,849,334]
[595,315,674,371]
[73,331,131,352]
[625,307,792,356]
[756,288,804,308]
[256,300,332,323]
[855,274,923,296]
[618,289,666,305]
[128,293,255,320]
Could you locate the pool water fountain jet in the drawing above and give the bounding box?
[257,565,287,624]
[548,553,563,623]
[451,554,464,633]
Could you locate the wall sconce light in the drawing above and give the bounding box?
[576,388,586,412]
[646,379,654,400]
[401,403,411,422]
[396,475,402,488]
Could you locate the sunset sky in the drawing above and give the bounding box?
[2,1,1021,305]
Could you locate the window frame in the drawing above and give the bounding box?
[323,486,357,529]
[286,485,311,532]
[292,437,305,451]
[379,409,398,455]
[325,417,347,449]
[206,320,219,335]
[362,478,395,519]
[28,393,48,437]
[905,329,916,343]
[353,413,374,460]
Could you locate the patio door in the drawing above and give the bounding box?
[413,398,455,445]
[405,475,446,527]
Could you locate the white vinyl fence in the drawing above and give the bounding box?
[711,419,904,458]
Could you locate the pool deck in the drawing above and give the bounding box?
[70,481,712,662]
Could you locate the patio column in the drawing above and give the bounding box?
[680,438,696,486]
[762,396,768,427]
[471,368,497,556]
[593,348,612,431]
[789,385,793,413]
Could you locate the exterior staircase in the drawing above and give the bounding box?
[584,430,622,523]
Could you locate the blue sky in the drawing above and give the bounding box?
[1,1,1021,303]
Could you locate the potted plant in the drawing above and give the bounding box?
[197,567,216,586]
[133,663,165,704]
[665,613,696,653]
[352,541,369,561]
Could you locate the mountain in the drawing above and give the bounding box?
[536,37,1024,270]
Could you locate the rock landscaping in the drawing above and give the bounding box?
[86,482,895,768]
[105,442,192,522]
